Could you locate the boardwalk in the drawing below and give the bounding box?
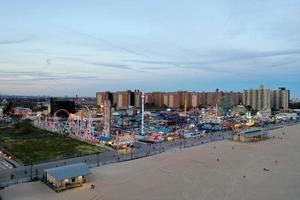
[2,123,300,200]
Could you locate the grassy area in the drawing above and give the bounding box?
[0,120,108,165]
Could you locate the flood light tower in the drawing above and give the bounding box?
[141,92,144,135]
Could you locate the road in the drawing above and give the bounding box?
[0,120,298,189]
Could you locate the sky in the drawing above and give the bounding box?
[0,0,300,97]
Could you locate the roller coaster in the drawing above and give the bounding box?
[33,106,98,143]
[31,102,136,147]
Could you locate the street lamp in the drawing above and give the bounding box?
[30,163,33,181]
[159,141,162,153]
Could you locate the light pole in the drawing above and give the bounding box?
[30,163,33,181]
[159,141,162,153]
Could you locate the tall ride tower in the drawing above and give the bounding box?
[141,92,145,135]
[103,100,111,138]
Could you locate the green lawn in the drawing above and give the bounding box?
[0,120,108,165]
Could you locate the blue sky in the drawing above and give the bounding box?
[0,0,300,97]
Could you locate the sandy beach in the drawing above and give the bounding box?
[1,124,300,200]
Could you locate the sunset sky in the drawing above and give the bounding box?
[0,0,300,97]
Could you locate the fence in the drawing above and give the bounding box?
[1,120,298,189]
[0,131,232,189]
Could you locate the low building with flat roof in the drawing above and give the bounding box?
[43,163,91,192]
[233,128,268,142]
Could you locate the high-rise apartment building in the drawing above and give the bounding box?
[144,93,153,105]
[191,92,200,108]
[96,92,112,107]
[152,92,164,108]
[133,90,142,108]
[169,92,182,109]
[95,90,244,110]
[115,91,131,109]
[271,87,290,110]
[243,86,289,111]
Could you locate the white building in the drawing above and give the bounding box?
[243,85,290,111]
[44,163,91,192]
[271,87,290,110]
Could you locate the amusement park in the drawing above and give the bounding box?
[1,0,300,198]
[31,100,136,150]
[0,89,299,192]
[18,90,299,152]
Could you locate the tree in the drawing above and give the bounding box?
[245,105,252,111]
[3,101,12,114]
[198,105,207,109]
[162,104,168,109]
[144,103,151,109]
[18,119,33,134]
[218,95,234,112]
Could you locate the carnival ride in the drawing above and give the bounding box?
[33,107,97,143]
[245,112,255,127]
[32,99,137,148]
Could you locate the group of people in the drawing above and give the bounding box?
[272,132,285,140]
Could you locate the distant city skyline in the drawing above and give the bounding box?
[0,0,300,97]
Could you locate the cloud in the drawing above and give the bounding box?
[0,36,33,45]
[55,56,133,70]
[0,70,98,82]
[128,49,300,64]
[124,59,229,72]
[80,61,131,70]
[63,27,149,58]
[125,48,300,73]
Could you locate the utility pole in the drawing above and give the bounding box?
[159,141,162,153]
[97,152,100,167]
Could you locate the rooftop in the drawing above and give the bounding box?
[240,129,266,137]
[45,163,91,181]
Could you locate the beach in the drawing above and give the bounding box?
[2,124,300,200]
